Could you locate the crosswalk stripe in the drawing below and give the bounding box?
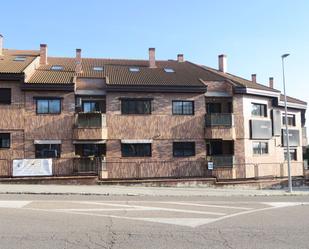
[158,202,253,210]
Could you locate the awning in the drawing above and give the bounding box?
[73,140,106,144]
[34,140,61,144]
[121,139,153,144]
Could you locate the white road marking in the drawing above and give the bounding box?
[133,218,217,227]
[0,201,31,208]
[3,200,309,228]
[53,208,141,212]
[158,201,253,210]
[263,202,309,208]
[70,201,226,216]
[193,202,309,227]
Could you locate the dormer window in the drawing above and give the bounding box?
[129,67,140,72]
[93,66,103,71]
[164,68,175,73]
[51,65,63,71]
[13,56,26,62]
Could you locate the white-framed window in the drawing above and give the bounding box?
[253,141,268,155]
[282,114,296,126]
[284,149,297,161]
[251,103,267,117]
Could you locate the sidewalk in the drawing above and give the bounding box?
[0,184,308,196]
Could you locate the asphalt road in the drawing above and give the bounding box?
[0,194,309,249]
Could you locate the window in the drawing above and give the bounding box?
[51,65,63,71]
[93,66,103,71]
[251,103,267,117]
[0,88,11,104]
[121,143,151,157]
[173,142,195,157]
[36,99,61,114]
[284,149,297,161]
[82,101,101,113]
[172,101,194,115]
[164,68,175,73]
[35,144,61,158]
[282,114,296,126]
[206,103,222,114]
[253,142,268,155]
[121,99,151,114]
[0,133,10,149]
[129,67,140,72]
[13,56,26,61]
[79,144,104,157]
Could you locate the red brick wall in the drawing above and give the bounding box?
[106,92,206,162]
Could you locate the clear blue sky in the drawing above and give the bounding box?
[1,0,308,108]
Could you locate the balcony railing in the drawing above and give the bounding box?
[207,155,235,168]
[73,157,103,174]
[75,113,106,128]
[205,113,233,127]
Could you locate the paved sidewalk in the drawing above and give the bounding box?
[0,184,308,196]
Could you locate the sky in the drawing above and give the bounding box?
[1,0,308,114]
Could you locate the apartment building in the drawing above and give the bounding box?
[0,34,307,180]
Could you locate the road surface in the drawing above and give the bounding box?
[0,194,308,249]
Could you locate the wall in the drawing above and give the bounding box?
[242,95,303,177]
[106,92,206,162]
[23,91,75,159]
[0,81,25,161]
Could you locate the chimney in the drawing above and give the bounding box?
[269,77,274,88]
[149,48,156,68]
[40,44,48,65]
[218,54,227,73]
[177,54,184,63]
[251,74,257,83]
[75,48,82,73]
[0,34,3,56]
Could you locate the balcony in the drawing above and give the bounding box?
[205,113,233,127]
[73,113,107,140]
[206,155,235,168]
[73,157,102,174]
[205,113,235,140]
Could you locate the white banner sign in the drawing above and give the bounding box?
[13,159,53,177]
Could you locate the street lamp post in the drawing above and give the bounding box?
[281,53,292,193]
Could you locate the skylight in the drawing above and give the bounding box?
[129,67,140,72]
[13,56,26,62]
[93,66,103,71]
[51,65,63,71]
[164,68,175,73]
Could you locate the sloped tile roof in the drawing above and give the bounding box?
[0,49,39,73]
[199,65,280,92]
[280,94,307,105]
[0,49,306,106]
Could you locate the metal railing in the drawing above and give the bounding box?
[73,157,102,174]
[0,158,306,181]
[206,155,235,168]
[105,160,208,179]
[75,113,106,128]
[205,113,233,127]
